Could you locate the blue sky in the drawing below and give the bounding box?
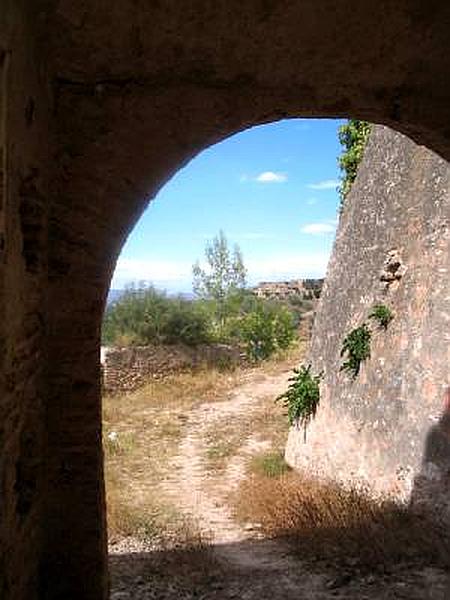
[111,118,344,292]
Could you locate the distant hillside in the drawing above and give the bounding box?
[107,289,125,305]
[106,288,195,305]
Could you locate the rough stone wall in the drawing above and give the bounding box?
[0,3,51,599]
[102,344,244,394]
[286,126,450,519]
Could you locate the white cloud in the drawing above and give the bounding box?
[306,197,318,205]
[255,171,287,183]
[300,222,336,235]
[307,179,339,190]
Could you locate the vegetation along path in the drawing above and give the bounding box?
[107,354,449,600]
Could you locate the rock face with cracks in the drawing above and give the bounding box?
[2,2,450,599]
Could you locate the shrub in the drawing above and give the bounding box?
[340,323,371,378]
[162,299,212,346]
[276,364,322,432]
[102,285,212,347]
[369,303,394,330]
[239,301,296,361]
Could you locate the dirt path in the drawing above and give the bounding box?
[162,370,296,569]
[109,365,449,600]
[165,372,289,539]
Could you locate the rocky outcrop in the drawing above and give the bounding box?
[286,126,450,522]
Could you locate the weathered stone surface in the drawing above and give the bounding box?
[0,4,51,600]
[286,126,450,521]
[1,2,450,599]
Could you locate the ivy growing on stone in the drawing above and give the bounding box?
[338,120,371,208]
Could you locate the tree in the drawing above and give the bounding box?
[192,231,247,323]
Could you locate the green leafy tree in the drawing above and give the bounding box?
[192,230,247,324]
[338,119,371,208]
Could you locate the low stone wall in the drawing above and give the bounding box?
[101,343,244,393]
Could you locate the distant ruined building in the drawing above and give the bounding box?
[253,278,324,301]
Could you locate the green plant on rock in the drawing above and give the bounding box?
[340,323,371,379]
[276,365,322,433]
[338,120,371,209]
[369,304,394,330]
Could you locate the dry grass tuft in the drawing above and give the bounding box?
[234,469,450,571]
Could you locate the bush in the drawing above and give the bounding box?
[162,299,212,346]
[102,285,212,347]
[276,364,322,431]
[238,300,296,361]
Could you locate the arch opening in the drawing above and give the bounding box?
[100,119,450,599]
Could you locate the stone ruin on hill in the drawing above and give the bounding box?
[253,278,324,301]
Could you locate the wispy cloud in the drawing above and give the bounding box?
[307,179,339,190]
[255,171,287,183]
[300,222,336,235]
[306,197,318,205]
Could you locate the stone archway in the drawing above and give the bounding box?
[2,2,450,599]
